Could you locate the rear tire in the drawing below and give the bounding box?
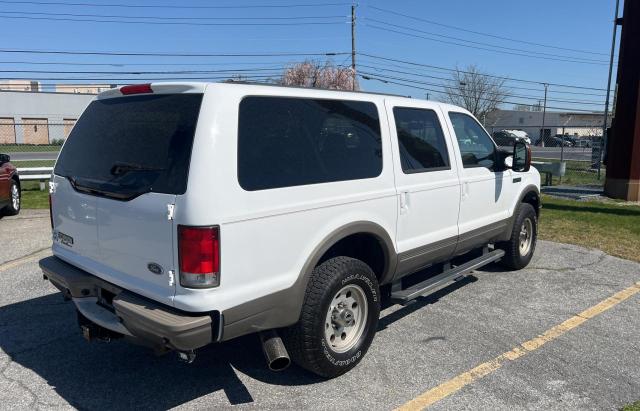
[498,203,537,270]
[2,180,20,216]
[283,256,380,378]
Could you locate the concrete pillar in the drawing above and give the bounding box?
[605,0,640,201]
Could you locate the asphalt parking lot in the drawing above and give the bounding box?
[1,210,639,410]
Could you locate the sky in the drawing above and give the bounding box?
[0,0,622,112]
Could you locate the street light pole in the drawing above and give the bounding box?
[351,4,357,91]
[541,83,548,147]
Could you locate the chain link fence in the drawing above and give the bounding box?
[487,125,605,187]
[0,122,66,169]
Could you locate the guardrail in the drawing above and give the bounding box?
[17,167,52,190]
[532,161,566,186]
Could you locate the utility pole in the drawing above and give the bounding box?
[540,83,548,147]
[601,0,621,179]
[351,4,356,91]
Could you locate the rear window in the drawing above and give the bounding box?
[54,94,202,198]
[238,96,382,191]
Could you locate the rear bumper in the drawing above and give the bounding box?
[39,256,223,352]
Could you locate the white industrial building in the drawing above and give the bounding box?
[485,109,608,139]
[0,90,95,144]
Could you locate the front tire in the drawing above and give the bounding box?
[283,257,380,378]
[498,203,537,270]
[2,180,20,216]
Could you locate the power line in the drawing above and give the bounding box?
[0,60,310,67]
[358,70,606,107]
[367,5,610,57]
[365,23,610,66]
[0,14,347,26]
[359,73,601,113]
[0,10,348,20]
[359,53,613,91]
[0,48,348,57]
[0,0,351,8]
[357,60,613,98]
[358,65,609,105]
[0,75,281,81]
[365,18,610,64]
[0,67,289,75]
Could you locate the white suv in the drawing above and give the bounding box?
[40,82,540,378]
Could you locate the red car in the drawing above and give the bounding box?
[0,153,20,216]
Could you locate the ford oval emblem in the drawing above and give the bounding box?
[147,263,164,275]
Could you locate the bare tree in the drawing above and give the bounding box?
[442,65,508,121]
[280,60,358,90]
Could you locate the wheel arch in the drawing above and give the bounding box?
[499,185,540,242]
[301,221,398,287]
[221,221,397,341]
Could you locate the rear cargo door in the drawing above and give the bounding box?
[52,92,203,305]
[96,193,176,302]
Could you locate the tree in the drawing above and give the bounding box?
[280,60,357,90]
[442,65,509,120]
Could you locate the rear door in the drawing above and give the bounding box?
[385,99,461,277]
[52,92,203,305]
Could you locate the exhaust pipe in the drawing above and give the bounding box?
[259,330,290,371]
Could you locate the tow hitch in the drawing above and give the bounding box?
[77,311,121,342]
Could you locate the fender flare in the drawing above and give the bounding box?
[297,221,398,288]
[499,185,540,242]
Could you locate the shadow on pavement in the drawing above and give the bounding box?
[1,266,487,409]
[0,293,322,409]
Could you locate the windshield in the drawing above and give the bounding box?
[54,93,203,199]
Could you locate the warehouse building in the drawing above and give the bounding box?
[485,109,608,140]
[0,90,95,144]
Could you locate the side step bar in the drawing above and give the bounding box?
[390,249,505,305]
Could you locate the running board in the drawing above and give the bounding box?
[390,249,505,305]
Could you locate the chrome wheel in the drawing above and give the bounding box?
[519,218,533,256]
[11,183,19,211]
[324,284,368,353]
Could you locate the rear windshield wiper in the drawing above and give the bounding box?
[110,162,165,176]
[67,175,149,201]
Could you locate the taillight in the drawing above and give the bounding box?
[120,83,153,95]
[178,226,220,288]
[48,194,53,229]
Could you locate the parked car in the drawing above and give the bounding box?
[503,129,531,145]
[547,136,573,147]
[493,130,518,147]
[40,82,541,378]
[566,137,591,148]
[493,130,531,147]
[0,153,20,216]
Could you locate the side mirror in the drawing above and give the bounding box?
[0,153,10,166]
[512,141,531,172]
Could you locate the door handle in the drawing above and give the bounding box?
[400,191,409,214]
[461,182,469,200]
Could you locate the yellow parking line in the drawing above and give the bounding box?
[395,281,640,411]
[0,248,50,272]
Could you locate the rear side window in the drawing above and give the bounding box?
[238,96,382,191]
[393,107,450,173]
[448,112,497,169]
[54,94,202,197]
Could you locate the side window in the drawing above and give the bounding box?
[393,107,450,173]
[448,112,496,169]
[238,96,382,191]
